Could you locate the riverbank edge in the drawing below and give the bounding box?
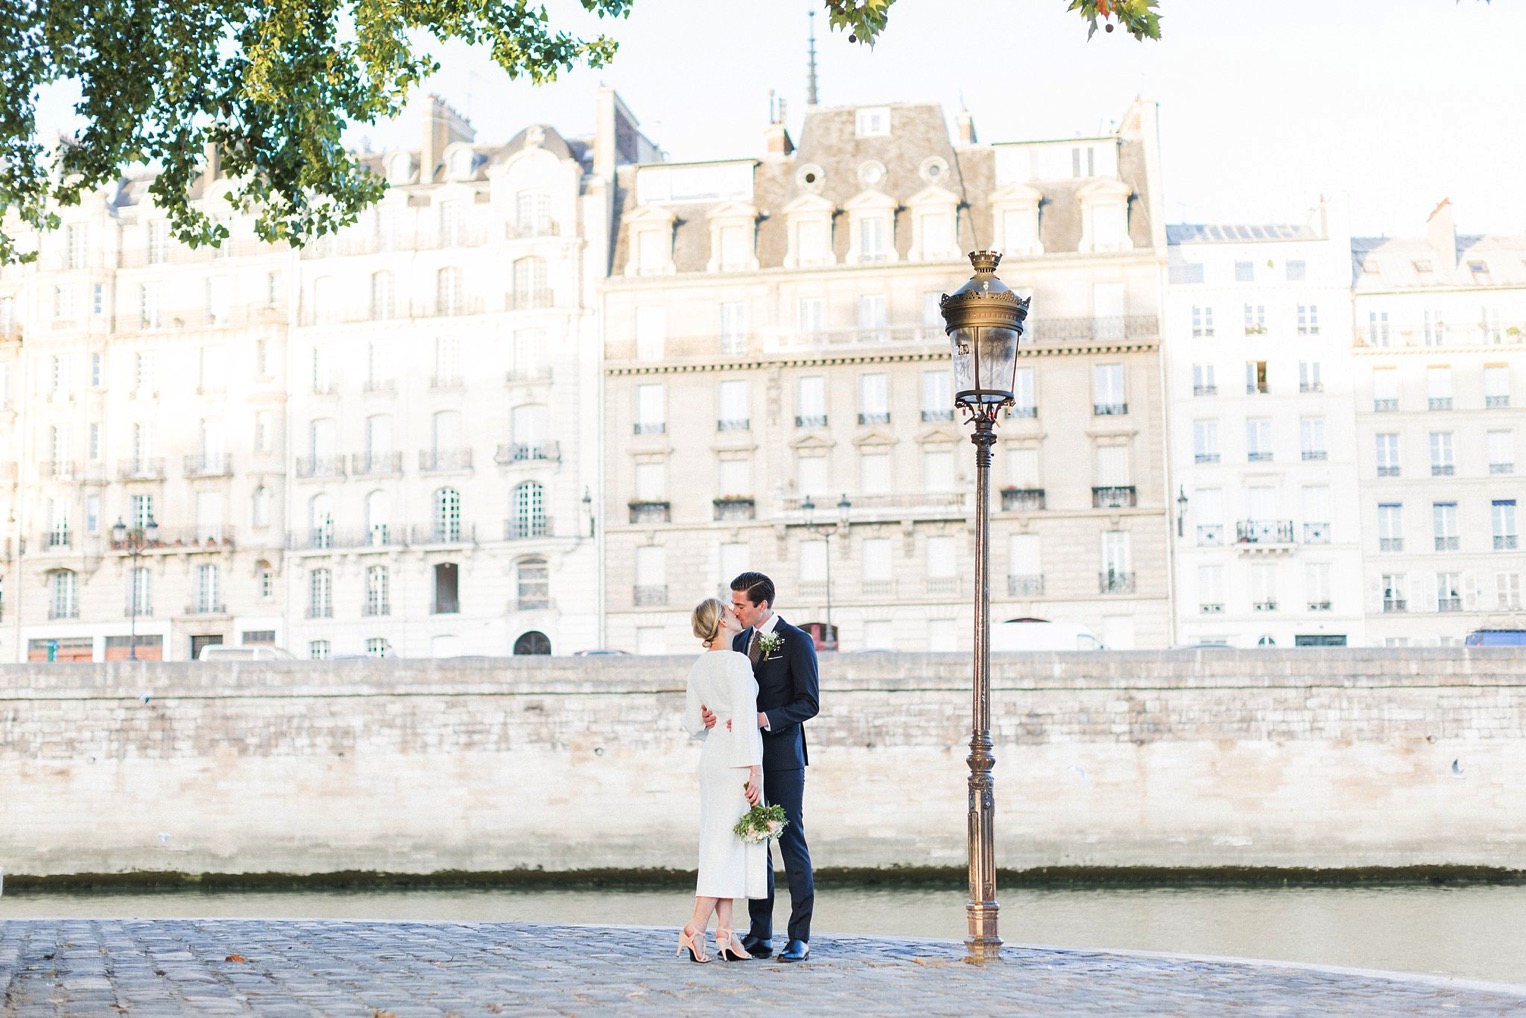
[6,864,1525,893]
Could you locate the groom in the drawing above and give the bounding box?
[709,570,819,962]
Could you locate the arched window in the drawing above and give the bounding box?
[436,266,462,315]
[366,490,391,545]
[434,487,461,543]
[308,493,334,549]
[511,481,546,539]
[517,558,550,610]
[387,153,412,185]
[514,630,551,655]
[515,191,552,236]
[512,257,548,309]
[370,271,395,320]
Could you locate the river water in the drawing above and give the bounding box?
[3,885,1523,987]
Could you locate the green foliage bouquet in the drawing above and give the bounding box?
[733,801,788,845]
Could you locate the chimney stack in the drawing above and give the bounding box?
[956,108,978,146]
[1426,198,1457,266]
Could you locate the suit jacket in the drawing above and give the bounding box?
[734,616,820,771]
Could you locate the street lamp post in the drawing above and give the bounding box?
[800,494,851,650]
[113,516,158,660]
[1176,486,1189,539]
[940,250,1030,963]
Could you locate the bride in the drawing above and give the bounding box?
[676,597,768,963]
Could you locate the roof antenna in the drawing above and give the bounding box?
[807,10,820,106]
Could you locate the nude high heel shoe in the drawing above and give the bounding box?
[677,925,710,963]
[715,929,751,962]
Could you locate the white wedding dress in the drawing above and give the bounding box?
[682,648,769,899]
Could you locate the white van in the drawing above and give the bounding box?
[196,645,296,662]
[990,619,1106,652]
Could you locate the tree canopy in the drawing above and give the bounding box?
[0,0,1162,263]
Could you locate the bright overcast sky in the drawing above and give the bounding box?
[36,0,1526,238]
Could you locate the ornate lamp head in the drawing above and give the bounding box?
[940,251,1031,423]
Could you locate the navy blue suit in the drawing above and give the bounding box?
[734,616,819,944]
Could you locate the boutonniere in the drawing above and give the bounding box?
[757,632,785,657]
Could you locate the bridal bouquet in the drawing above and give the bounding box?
[733,799,788,845]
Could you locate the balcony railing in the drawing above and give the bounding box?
[1195,452,1220,464]
[430,375,465,391]
[1001,488,1046,512]
[419,448,473,473]
[287,526,398,551]
[862,579,898,597]
[716,418,750,432]
[1428,397,1453,411]
[1026,315,1159,344]
[1193,384,1217,396]
[1490,462,1515,475]
[795,414,828,428]
[1197,524,1224,545]
[1303,522,1331,544]
[1247,451,1274,462]
[49,606,80,620]
[506,365,554,385]
[1377,465,1400,478]
[1099,571,1135,594]
[1093,402,1128,416]
[123,604,153,618]
[1486,395,1510,408]
[713,498,756,521]
[1438,597,1463,612]
[362,601,391,618]
[633,585,668,607]
[1380,537,1404,552]
[925,576,960,596]
[1383,598,1408,613]
[1253,600,1278,612]
[798,580,829,600]
[1432,464,1455,476]
[1007,574,1044,597]
[183,454,233,478]
[118,458,166,481]
[1308,600,1332,612]
[1496,535,1519,551]
[1236,520,1295,545]
[921,409,955,422]
[44,529,71,550]
[1435,536,1460,551]
[186,601,227,616]
[858,412,891,426]
[1092,485,1137,509]
[44,460,79,480]
[505,517,551,540]
[629,501,671,524]
[351,452,404,476]
[1374,399,1398,412]
[1302,450,1328,461]
[634,422,666,435]
[295,456,346,479]
[1199,603,1224,614]
[495,441,561,465]
[410,523,477,546]
[1005,405,1038,420]
[1300,382,1325,393]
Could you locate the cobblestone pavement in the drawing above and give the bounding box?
[2,919,1524,1017]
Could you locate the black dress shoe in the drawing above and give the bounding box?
[778,939,809,962]
[740,934,773,959]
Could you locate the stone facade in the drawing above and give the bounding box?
[3,651,1523,876]
[1166,203,1366,647]
[1350,201,1526,644]
[602,99,1172,654]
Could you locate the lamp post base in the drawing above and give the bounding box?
[964,902,1002,963]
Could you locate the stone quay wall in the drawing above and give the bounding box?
[3,649,1524,877]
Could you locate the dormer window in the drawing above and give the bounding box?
[905,184,960,262]
[1076,179,1131,254]
[855,107,890,137]
[844,191,898,267]
[447,146,475,181]
[387,153,413,185]
[991,183,1043,258]
[1469,260,1491,281]
[705,202,759,274]
[782,193,835,270]
[624,207,677,276]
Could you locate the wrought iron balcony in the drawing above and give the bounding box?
[351,451,404,476]
[1001,488,1046,512]
[183,453,233,478]
[1435,536,1460,551]
[1092,485,1137,509]
[858,412,891,426]
[634,421,666,435]
[716,418,750,432]
[1005,405,1038,420]
[795,414,828,429]
[504,518,550,541]
[1302,450,1328,461]
[1194,453,1220,464]
[1382,598,1407,613]
[1099,571,1135,594]
[118,458,166,481]
[1197,524,1224,545]
[1007,574,1044,597]
[1428,397,1453,411]
[1380,537,1404,553]
[1374,399,1398,412]
[1307,600,1333,612]
[921,409,955,422]
[1236,520,1295,545]
[1437,597,1463,612]
[712,497,756,521]
[1093,402,1128,416]
[1432,464,1455,476]
[411,523,477,546]
[1199,602,1224,614]
[861,579,898,597]
[1486,395,1510,408]
[1253,600,1278,612]
[419,448,473,473]
[295,456,346,479]
[925,576,960,596]
[633,585,668,607]
[629,500,671,524]
[1496,535,1519,551]
[1377,465,1400,477]
[1303,522,1331,544]
[495,442,560,465]
[1193,384,1217,396]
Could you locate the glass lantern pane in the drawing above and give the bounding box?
[949,327,976,394]
[974,325,1020,402]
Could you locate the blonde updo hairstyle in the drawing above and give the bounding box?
[691,597,727,644]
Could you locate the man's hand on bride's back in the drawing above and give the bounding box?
[701,704,717,729]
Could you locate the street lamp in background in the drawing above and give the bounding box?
[940,250,1030,963]
[112,516,159,660]
[800,494,851,650]
[1176,487,1189,539]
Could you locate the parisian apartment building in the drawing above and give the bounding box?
[0,90,656,662]
[600,98,1173,654]
[1164,201,1366,648]
[1348,200,1526,645]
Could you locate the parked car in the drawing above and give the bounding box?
[990,619,1106,652]
[196,645,296,661]
[1463,629,1526,647]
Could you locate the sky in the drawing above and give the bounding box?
[35,0,1526,238]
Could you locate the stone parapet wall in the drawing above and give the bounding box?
[3,649,1522,876]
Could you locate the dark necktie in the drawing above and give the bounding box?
[748,630,762,664]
